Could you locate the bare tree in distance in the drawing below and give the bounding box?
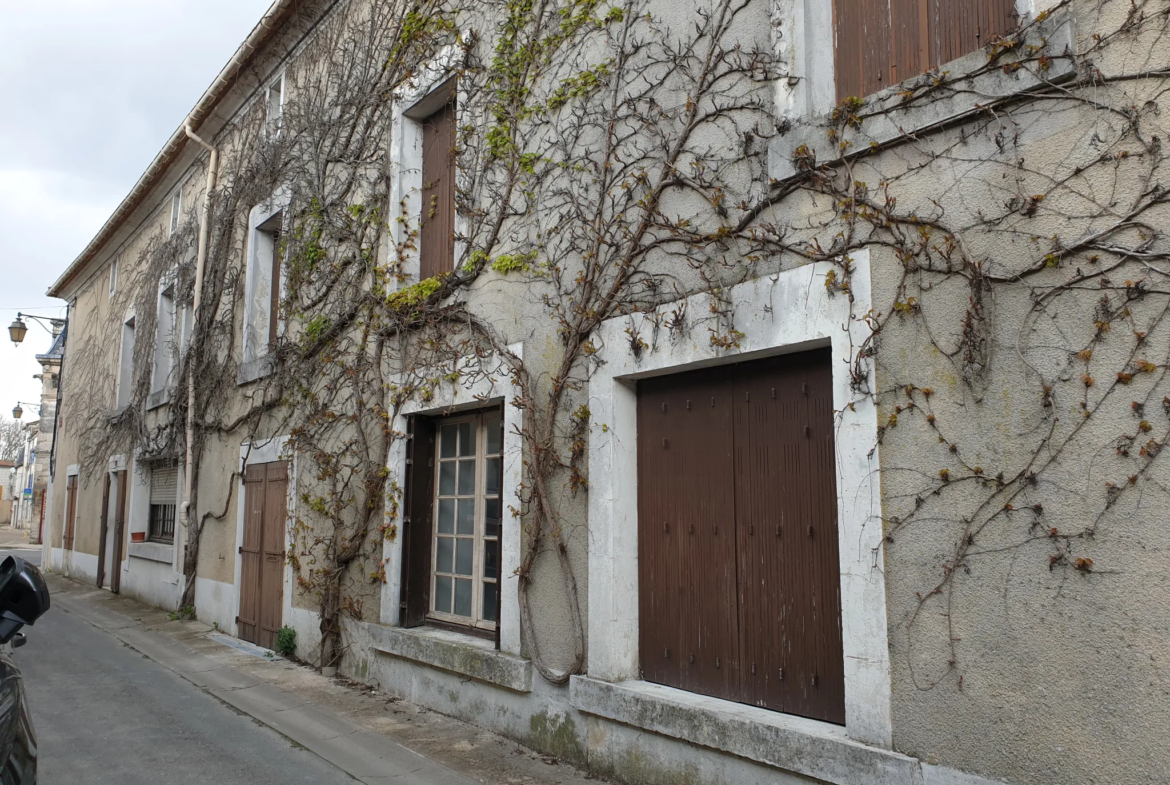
[0,419,22,464]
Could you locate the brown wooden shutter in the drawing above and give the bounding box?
[401,415,437,627]
[96,473,111,589]
[258,462,288,649]
[419,101,457,280]
[493,413,505,651]
[833,0,1017,102]
[638,369,740,702]
[111,470,128,595]
[239,464,265,644]
[269,218,283,348]
[733,351,844,724]
[63,474,78,551]
[636,350,845,725]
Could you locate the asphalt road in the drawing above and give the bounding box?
[3,549,357,785]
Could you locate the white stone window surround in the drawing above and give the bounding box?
[240,190,291,384]
[115,312,137,411]
[108,259,118,298]
[125,451,182,568]
[381,343,525,659]
[62,464,80,552]
[266,71,286,139]
[769,0,1073,182]
[583,250,893,751]
[103,453,130,578]
[234,436,296,641]
[169,189,183,237]
[148,271,179,410]
[386,43,467,287]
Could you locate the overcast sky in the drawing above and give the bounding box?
[0,0,274,429]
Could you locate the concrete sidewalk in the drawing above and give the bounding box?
[44,571,604,785]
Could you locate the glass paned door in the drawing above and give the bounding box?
[431,410,503,630]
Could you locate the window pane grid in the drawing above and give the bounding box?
[430,412,502,630]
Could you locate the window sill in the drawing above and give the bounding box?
[237,356,273,386]
[147,390,170,410]
[128,541,175,564]
[768,13,1075,184]
[365,622,532,693]
[570,676,918,785]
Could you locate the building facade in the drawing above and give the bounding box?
[41,1,1170,784]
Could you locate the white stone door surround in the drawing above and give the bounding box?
[586,250,893,747]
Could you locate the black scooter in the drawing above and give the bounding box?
[0,556,51,784]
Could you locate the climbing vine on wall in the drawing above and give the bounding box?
[62,0,1170,691]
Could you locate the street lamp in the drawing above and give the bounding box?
[12,402,39,420]
[8,313,64,346]
[7,318,26,345]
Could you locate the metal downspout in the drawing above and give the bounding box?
[180,126,218,542]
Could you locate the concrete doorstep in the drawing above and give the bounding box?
[43,572,605,785]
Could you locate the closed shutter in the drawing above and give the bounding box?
[63,474,78,551]
[637,369,740,702]
[239,464,265,645]
[419,101,457,280]
[150,466,179,505]
[401,415,437,627]
[833,0,1018,102]
[636,349,845,725]
[259,461,289,649]
[733,351,844,724]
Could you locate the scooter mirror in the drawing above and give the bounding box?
[0,557,50,645]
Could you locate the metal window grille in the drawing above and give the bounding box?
[149,464,179,542]
[149,504,176,542]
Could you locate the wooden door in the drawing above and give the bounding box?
[96,474,111,589]
[636,349,845,724]
[111,470,128,595]
[733,351,844,724]
[239,461,288,649]
[259,462,288,649]
[63,475,78,551]
[637,369,740,701]
[238,465,264,644]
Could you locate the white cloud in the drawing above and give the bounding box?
[0,0,274,426]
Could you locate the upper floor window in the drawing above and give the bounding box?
[419,97,456,280]
[109,259,118,298]
[833,0,1018,101]
[149,282,176,407]
[116,316,136,410]
[242,204,285,373]
[169,191,183,236]
[266,73,285,138]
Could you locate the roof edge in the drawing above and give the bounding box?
[47,0,302,299]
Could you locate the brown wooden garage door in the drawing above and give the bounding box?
[239,461,289,650]
[637,348,845,724]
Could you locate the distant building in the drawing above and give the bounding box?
[0,461,14,526]
[11,323,63,541]
[10,424,38,533]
